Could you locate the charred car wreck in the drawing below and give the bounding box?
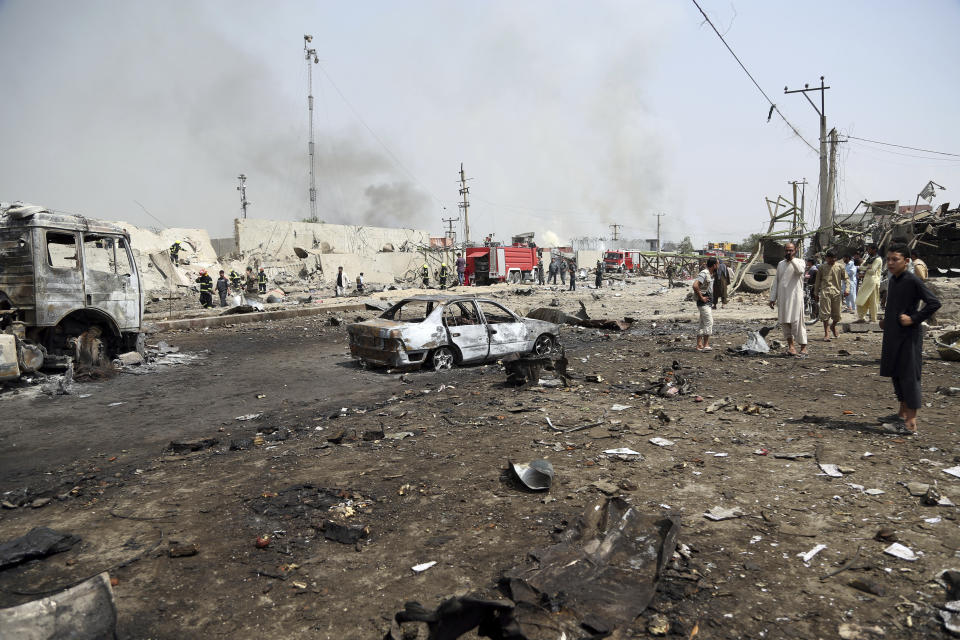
[348,295,560,371]
[0,202,143,381]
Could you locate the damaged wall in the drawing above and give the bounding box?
[234,218,430,258]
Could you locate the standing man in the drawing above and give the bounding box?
[856,243,882,323]
[195,269,213,308]
[879,244,941,433]
[229,268,242,292]
[335,266,345,297]
[567,259,577,291]
[666,262,677,287]
[438,263,449,290]
[559,258,568,285]
[536,258,545,285]
[712,260,731,309]
[842,254,857,312]
[548,258,559,284]
[455,252,466,286]
[814,250,848,341]
[169,241,182,266]
[355,272,364,293]
[910,250,928,281]
[257,267,268,294]
[595,261,603,289]
[768,242,808,357]
[693,257,718,352]
[420,263,430,288]
[216,270,229,307]
[245,267,257,295]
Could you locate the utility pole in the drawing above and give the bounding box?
[826,128,838,232]
[442,215,460,245]
[788,179,807,253]
[304,35,319,223]
[652,213,665,253]
[784,76,832,246]
[609,224,621,242]
[236,174,250,219]
[458,163,471,245]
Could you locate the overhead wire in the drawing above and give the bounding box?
[843,135,960,158]
[689,0,818,154]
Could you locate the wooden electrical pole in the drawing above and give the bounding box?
[653,213,665,253]
[609,224,621,242]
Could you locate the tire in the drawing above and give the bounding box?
[741,263,776,293]
[533,334,556,356]
[431,346,454,371]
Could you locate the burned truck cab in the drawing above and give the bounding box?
[0,203,143,379]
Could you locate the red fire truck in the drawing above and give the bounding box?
[464,246,538,285]
[603,250,641,273]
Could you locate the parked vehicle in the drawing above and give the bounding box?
[603,250,640,273]
[464,246,538,285]
[0,202,144,380]
[347,295,560,371]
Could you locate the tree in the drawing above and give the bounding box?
[677,236,695,254]
[736,233,764,254]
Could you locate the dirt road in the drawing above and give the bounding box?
[1,288,958,639]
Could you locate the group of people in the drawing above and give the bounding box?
[760,241,939,433]
[194,266,266,308]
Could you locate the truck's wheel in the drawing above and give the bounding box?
[741,263,776,293]
[431,347,454,371]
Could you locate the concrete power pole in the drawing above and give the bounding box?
[236,174,250,219]
[609,224,621,242]
[304,35,319,223]
[784,76,832,247]
[826,128,838,232]
[458,163,471,245]
[653,213,665,253]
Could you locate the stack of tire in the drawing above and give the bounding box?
[739,263,776,293]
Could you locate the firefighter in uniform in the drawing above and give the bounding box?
[169,241,182,266]
[421,264,430,288]
[195,269,213,308]
[229,269,242,291]
[257,267,268,294]
[438,263,449,290]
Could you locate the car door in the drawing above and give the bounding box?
[34,229,85,326]
[81,233,138,330]
[476,300,529,357]
[443,301,489,362]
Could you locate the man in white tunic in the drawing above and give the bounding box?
[768,242,808,357]
[856,243,882,323]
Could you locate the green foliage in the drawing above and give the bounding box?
[735,233,764,253]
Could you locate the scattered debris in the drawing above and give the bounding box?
[944,466,960,479]
[603,447,643,458]
[649,437,675,447]
[323,520,370,545]
[705,397,733,413]
[411,561,436,573]
[704,506,743,521]
[819,463,844,478]
[0,526,81,569]
[167,543,199,558]
[798,543,828,564]
[509,459,554,491]
[235,413,262,421]
[0,572,117,639]
[883,543,918,561]
[838,622,886,639]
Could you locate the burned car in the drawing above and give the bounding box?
[0,202,143,380]
[348,295,560,370]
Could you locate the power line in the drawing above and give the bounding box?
[843,135,960,158]
[689,0,818,154]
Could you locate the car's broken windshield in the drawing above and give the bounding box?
[380,300,437,322]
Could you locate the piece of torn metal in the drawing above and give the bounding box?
[603,447,643,457]
[509,459,554,491]
[0,572,117,640]
[819,463,843,478]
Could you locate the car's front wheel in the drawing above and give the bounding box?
[533,334,556,356]
[431,346,454,371]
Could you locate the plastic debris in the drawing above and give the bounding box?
[883,542,918,561]
[610,404,631,411]
[412,561,436,573]
[704,506,743,521]
[603,448,643,457]
[649,437,675,447]
[798,544,827,564]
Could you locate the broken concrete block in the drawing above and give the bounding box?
[115,352,144,366]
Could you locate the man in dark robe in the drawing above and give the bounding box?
[879,243,941,433]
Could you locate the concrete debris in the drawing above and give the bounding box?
[115,351,144,366]
[704,506,743,521]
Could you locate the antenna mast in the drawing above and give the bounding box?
[304,35,319,223]
[458,163,471,245]
[236,174,250,219]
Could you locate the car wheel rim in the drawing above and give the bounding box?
[434,350,453,370]
[534,336,553,355]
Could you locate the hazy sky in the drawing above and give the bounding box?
[1,1,958,246]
